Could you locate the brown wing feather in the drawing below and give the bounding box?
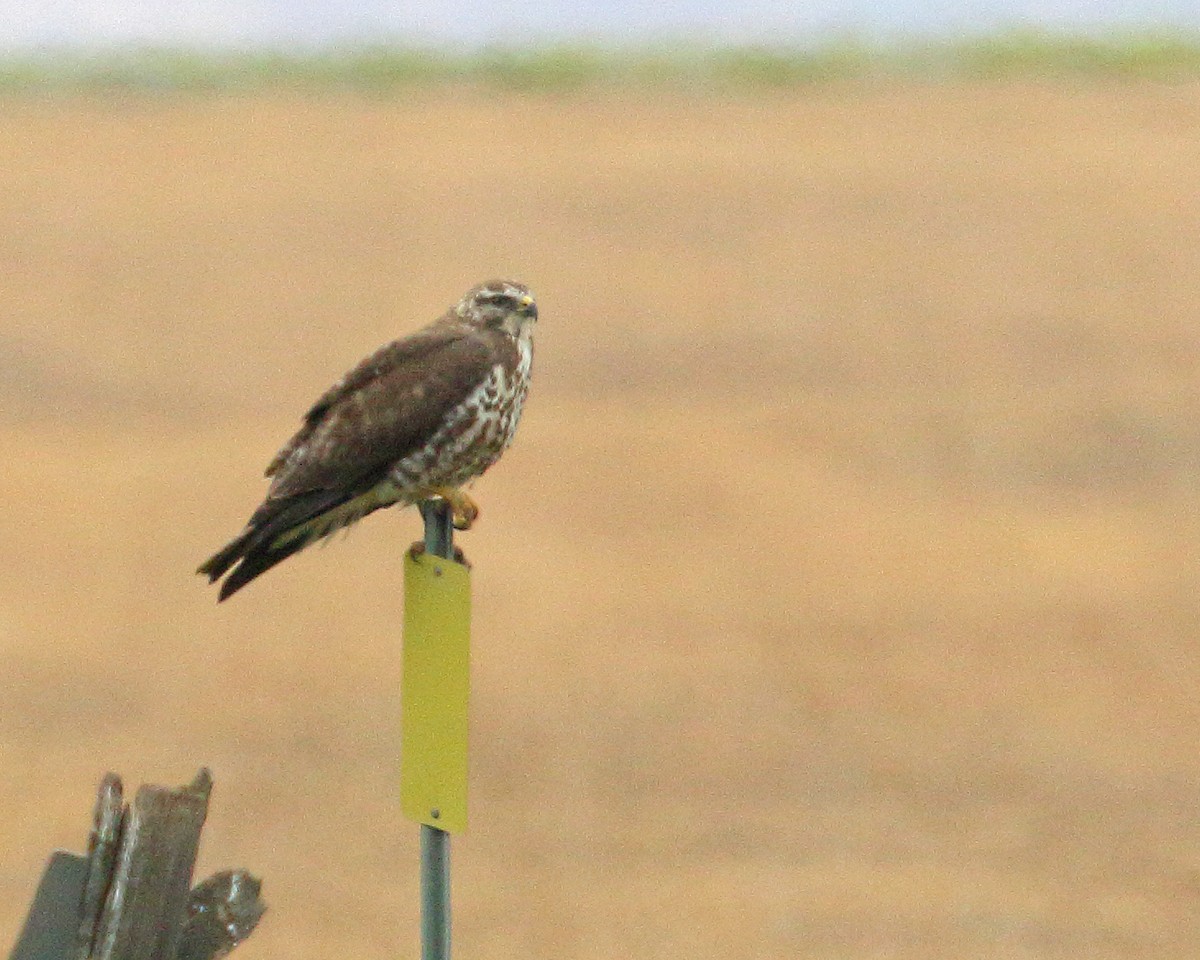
[267,320,462,478]
[264,320,502,500]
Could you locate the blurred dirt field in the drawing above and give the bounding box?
[2,82,1200,958]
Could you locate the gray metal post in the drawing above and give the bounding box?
[417,499,453,960]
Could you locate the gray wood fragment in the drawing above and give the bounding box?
[177,872,266,960]
[77,774,124,960]
[9,853,89,960]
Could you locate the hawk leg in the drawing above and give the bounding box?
[428,487,480,531]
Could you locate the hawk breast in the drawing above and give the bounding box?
[389,336,532,493]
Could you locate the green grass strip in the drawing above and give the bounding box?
[2,30,1200,93]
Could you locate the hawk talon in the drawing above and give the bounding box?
[408,540,470,568]
[429,488,479,531]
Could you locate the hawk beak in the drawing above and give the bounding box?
[518,294,537,319]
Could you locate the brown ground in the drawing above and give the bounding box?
[1,82,1200,958]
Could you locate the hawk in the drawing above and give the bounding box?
[198,279,537,601]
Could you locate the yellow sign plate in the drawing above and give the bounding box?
[401,550,471,834]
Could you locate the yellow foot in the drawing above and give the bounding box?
[429,487,480,531]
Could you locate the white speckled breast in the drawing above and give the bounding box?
[389,338,532,496]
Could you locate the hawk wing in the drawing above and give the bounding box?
[264,322,495,500]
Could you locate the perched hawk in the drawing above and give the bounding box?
[198,279,537,601]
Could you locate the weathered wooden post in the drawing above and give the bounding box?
[9,771,264,960]
[401,499,470,960]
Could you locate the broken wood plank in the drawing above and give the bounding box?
[9,853,89,960]
[91,771,212,960]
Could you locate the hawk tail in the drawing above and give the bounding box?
[198,488,362,601]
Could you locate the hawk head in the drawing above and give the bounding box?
[456,279,537,341]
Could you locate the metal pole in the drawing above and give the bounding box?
[417,498,453,960]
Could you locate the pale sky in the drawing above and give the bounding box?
[0,0,1196,48]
